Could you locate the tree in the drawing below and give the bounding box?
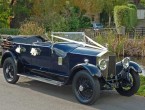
[103,0,128,27]
[140,0,145,5]
[0,0,11,28]
[11,0,33,27]
[30,0,91,31]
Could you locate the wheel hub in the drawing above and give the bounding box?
[6,67,9,73]
[79,85,84,92]
[5,65,14,79]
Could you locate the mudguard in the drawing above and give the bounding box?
[71,63,102,77]
[0,50,24,73]
[116,61,142,74]
[1,50,18,66]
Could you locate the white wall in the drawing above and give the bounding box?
[137,9,145,19]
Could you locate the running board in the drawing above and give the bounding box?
[17,74,64,86]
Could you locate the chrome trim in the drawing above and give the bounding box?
[97,49,108,57]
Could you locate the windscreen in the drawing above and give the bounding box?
[52,32,85,43]
[51,32,107,50]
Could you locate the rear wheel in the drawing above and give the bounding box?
[72,70,100,105]
[3,57,19,84]
[116,70,140,96]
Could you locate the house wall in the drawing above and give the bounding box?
[137,9,145,19]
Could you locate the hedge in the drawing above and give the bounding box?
[128,4,137,27]
[0,28,19,35]
[114,4,137,31]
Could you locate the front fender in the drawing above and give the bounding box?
[116,61,142,74]
[71,63,102,77]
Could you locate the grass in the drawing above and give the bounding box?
[136,75,145,97]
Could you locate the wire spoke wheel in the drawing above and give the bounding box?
[121,73,133,90]
[116,70,140,96]
[76,77,93,100]
[72,70,100,105]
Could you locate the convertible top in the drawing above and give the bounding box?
[4,35,46,44]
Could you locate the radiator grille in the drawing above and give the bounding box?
[108,55,116,78]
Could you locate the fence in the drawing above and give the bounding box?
[129,27,145,38]
[83,27,145,38]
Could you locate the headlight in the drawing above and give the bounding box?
[122,57,130,69]
[99,59,107,71]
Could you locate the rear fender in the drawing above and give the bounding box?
[1,50,23,73]
[1,50,17,66]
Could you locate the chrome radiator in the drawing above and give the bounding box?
[108,55,116,79]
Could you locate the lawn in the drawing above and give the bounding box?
[136,75,145,97]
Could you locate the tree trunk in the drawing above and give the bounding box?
[108,13,111,27]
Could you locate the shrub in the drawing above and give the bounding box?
[96,31,145,57]
[114,5,130,30]
[128,4,137,27]
[19,21,45,35]
[79,16,91,29]
[0,28,19,35]
[114,4,137,31]
[96,31,127,56]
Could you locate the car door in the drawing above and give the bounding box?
[30,43,69,77]
[30,43,52,76]
[14,43,32,67]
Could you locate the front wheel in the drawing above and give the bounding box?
[72,70,100,105]
[116,70,140,96]
[3,57,19,84]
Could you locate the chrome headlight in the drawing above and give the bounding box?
[122,57,130,69]
[99,59,107,71]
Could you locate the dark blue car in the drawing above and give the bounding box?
[1,32,141,105]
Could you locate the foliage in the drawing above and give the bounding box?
[0,28,19,35]
[30,3,91,32]
[136,75,145,97]
[103,0,128,26]
[0,0,11,28]
[19,21,45,35]
[96,30,145,57]
[9,0,129,30]
[72,0,104,14]
[140,0,145,6]
[11,0,33,27]
[128,4,137,27]
[114,4,137,31]
[96,31,127,56]
[114,6,130,30]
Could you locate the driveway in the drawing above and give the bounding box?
[0,68,145,110]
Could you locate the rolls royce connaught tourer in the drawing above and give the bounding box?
[1,32,141,105]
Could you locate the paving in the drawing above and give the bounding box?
[0,68,145,110]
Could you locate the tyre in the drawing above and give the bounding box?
[116,70,140,96]
[72,70,100,105]
[3,57,19,84]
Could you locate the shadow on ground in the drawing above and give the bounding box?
[15,78,145,110]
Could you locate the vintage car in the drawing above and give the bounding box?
[1,32,142,105]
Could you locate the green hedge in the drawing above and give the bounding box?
[128,4,137,27]
[114,4,137,31]
[0,28,19,35]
